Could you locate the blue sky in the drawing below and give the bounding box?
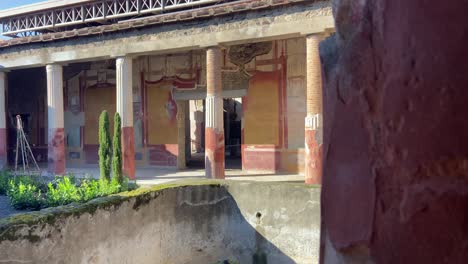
[0,0,44,10]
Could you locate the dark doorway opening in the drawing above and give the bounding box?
[186,98,243,170]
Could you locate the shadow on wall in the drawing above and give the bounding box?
[170,186,296,264]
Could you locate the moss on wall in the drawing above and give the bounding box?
[0,179,314,243]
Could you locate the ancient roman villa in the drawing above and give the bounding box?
[0,0,467,263]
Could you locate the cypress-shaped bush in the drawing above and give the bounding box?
[98,110,112,180]
[112,112,123,183]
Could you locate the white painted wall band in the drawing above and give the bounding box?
[305,113,322,130]
[205,95,223,129]
[0,72,6,129]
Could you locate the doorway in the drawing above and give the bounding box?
[186,98,242,170]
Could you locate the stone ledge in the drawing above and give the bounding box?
[0,179,318,243]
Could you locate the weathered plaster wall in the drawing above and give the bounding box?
[321,0,468,263]
[0,181,321,264]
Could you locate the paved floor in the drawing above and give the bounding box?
[0,196,22,219]
[66,166,305,185]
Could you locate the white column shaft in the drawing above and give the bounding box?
[116,57,133,127]
[0,72,6,129]
[46,64,64,129]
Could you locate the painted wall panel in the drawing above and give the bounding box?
[84,86,116,145]
[244,71,280,145]
[146,83,178,145]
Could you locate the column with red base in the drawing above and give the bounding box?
[116,56,135,180]
[0,72,7,169]
[305,34,324,184]
[46,64,66,175]
[205,47,225,179]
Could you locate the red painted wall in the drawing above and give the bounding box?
[321,1,468,263]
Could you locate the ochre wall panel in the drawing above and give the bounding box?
[84,86,116,145]
[244,71,280,146]
[146,84,178,145]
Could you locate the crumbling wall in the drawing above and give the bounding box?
[321,0,468,263]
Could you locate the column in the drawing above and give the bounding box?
[205,47,225,179]
[177,101,187,170]
[116,56,136,180]
[305,34,323,184]
[0,72,7,169]
[47,64,65,175]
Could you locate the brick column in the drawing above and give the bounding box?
[0,72,7,169]
[205,47,225,179]
[177,101,187,170]
[305,34,323,184]
[46,64,65,175]
[116,56,135,180]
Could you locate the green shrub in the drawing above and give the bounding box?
[0,171,10,195]
[1,173,47,195]
[4,172,137,210]
[51,176,124,205]
[77,179,100,202]
[112,112,123,184]
[7,180,43,210]
[46,177,80,207]
[99,111,112,181]
[98,177,121,196]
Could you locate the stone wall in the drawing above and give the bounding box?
[320,0,468,263]
[0,180,321,264]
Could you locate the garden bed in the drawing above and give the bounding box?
[0,172,137,214]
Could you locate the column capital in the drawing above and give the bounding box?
[205,45,223,51]
[305,33,326,41]
[113,55,135,60]
[46,64,63,73]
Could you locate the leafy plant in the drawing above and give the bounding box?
[99,111,112,181]
[0,171,10,195]
[3,172,137,210]
[77,179,100,202]
[112,112,123,184]
[7,180,43,210]
[1,173,47,195]
[98,177,121,196]
[46,176,80,207]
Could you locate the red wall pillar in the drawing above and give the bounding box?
[205,47,225,179]
[321,1,468,262]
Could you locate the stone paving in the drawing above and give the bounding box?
[0,196,21,219]
[66,166,305,185]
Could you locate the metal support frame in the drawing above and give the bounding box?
[1,0,229,37]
